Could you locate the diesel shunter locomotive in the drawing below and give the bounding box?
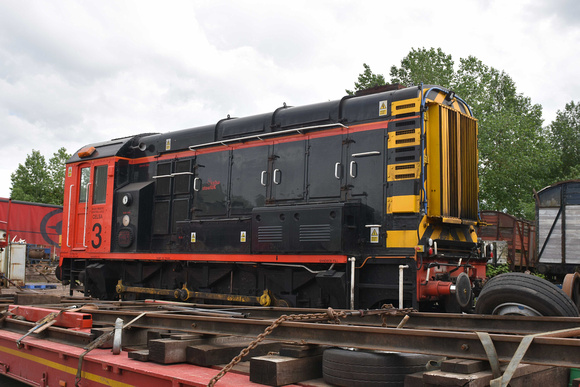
[58,84,488,311]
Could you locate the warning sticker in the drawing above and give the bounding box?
[190,232,196,243]
[379,100,388,116]
[165,138,171,151]
[67,167,72,177]
[240,231,247,243]
[370,227,379,243]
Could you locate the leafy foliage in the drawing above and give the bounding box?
[548,101,580,180]
[389,47,454,87]
[345,63,385,95]
[486,264,546,280]
[10,148,71,205]
[486,264,511,278]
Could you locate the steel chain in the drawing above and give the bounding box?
[207,308,347,386]
[380,304,416,326]
[207,305,414,386]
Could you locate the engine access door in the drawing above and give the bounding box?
[269,140,307,202]
[345,129,387,223]
[307,134,344,200]
[231,145,269,215]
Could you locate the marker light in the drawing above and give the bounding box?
[77,146,96,158]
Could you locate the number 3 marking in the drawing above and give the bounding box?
[92,223,102,249]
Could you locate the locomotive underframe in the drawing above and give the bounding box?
[60,246,484,312]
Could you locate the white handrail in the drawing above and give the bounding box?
[66,184,74,248]
[351,151,381,157]
[188,123,348,151]
[83,183,91,248]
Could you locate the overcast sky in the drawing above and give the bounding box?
[1,0,579,199]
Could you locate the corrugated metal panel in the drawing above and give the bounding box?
[565,205,580,264]
[538,208,562,264]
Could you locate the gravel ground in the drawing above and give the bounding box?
[0,263,85,298]
[1,283,83,297]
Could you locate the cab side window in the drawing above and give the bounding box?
[79,167,91,203]
[93,165,108,204]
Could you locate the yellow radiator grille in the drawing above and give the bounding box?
[426,104,478,221]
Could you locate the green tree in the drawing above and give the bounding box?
[10,148,70,205]
[549,101,580,180]
[389,47,455,88]
[345,63,386,95]
[454,56,554,219]
[46,147,71,205]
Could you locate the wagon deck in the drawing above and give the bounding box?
[0,296,578,386]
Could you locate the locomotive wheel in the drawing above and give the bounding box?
[322,348,438,387]
[562,272,580,310]
[474,272,579,317]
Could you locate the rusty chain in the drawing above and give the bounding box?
[207,307,347,386]
[380,303,416,327]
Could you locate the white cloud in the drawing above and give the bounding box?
[0,0,579,198]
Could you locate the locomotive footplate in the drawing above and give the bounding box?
[115,280,288,307]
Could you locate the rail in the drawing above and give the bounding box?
[3,301,572,368]
[3,301,580,369]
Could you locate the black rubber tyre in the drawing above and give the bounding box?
[322,348,437,387]
[474,272,579,317]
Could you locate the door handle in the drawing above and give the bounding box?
[273,169,281,185]
[335,163,341,179]
[350,161,357,178]
[260,171,267,186]
[193,177,201,191]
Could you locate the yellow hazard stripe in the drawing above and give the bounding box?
[0,345,134,387]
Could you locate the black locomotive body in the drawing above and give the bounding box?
[59,84,487,311]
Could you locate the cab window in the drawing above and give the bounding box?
[93,165,108,204]
[79,167,91,203]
